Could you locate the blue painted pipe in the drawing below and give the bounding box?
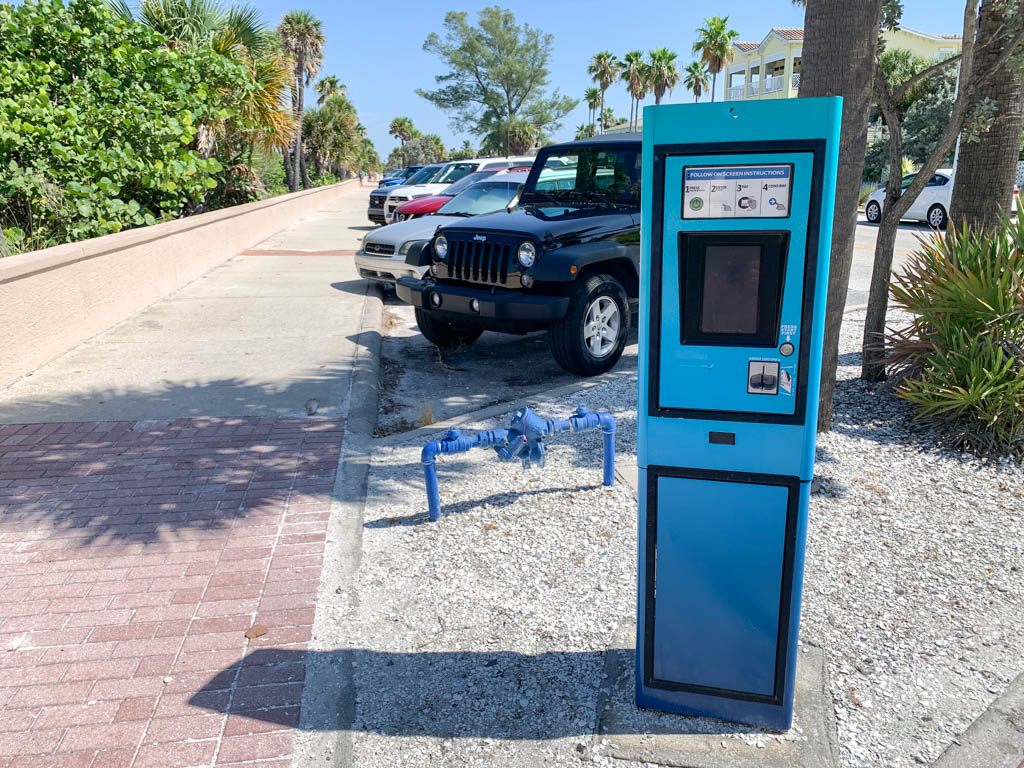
[420,405,615,521]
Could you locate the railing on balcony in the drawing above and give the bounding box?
[763,77,784,94]
[792,72,801,91]
[726,84,746,100]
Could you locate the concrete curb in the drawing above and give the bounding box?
[373,364,637,447]
[294,279,384,767]
[931,671,1024,768]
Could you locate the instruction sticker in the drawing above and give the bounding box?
[683,164,792,219]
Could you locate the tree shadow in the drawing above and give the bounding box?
[0,366,354,547]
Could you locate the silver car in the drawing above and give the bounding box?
[355,172,528,286]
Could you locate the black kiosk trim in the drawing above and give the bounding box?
[647,139,826,425]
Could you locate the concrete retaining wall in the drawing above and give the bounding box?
[0,181,354,388]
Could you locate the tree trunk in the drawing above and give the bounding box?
[861,0,983,381]
[950,0,1024,232]
[301,151,311,188]
[600,90,605,134]
[292,64,304,194]
[799,0,883,429]
[283,149,293,191]
[711,71,716,103]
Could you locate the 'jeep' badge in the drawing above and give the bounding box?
[473,234,487,242]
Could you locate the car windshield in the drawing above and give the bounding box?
[405,166,442,185]
[400,167,423,179]
[441,170,499,197]
[438,181,522,216]
[522,145,641,207]
[434,162,479,184]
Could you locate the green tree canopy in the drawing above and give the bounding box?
[449,140,476,160]
[417,6,575,155]
[0,0,246,251]
[863,64,958,181]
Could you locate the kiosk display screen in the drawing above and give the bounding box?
[700,246,761,335]
[678,232,789,347]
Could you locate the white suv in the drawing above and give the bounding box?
[383,156,533,223]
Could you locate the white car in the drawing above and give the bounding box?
[864,168,1018,229]
[383,156,534,223]
[355,172,529,286]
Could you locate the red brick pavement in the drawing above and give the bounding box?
[0,417,343,767]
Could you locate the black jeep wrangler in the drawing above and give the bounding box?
[395,134,641,376]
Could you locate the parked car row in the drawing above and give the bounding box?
[356,171,530,286]
[358,134,643,376]
[367,156,532,226]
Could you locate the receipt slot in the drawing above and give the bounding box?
[637,98,841,730]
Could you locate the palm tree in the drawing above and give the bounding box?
[600,107,619,132]
[315,75,345,105]
[647,48,680,105]
[388,116,417,166]
[277,9,325,192]
[583,87,601,129]
[621,50,648,131]
[692,15,739,103]
[587,52,620,134]
[683,61,711,103]
[109,0,293,156]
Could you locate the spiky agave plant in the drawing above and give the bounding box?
[887,209,1024,456]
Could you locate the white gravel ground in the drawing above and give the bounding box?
[351,308,1023,768]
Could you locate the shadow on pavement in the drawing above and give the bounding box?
[363,481,605,527]
[0,371,351,546]
[189,647,749,740]
[331,280,374,297]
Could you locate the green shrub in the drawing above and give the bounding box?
[0,0,249,252]
[888,211,1024,456]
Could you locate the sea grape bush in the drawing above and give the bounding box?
[0,0,251,252]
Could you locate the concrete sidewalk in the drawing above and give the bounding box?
[0,183,373,424]
[0,182,381,768]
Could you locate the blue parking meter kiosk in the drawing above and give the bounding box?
[636,98,841,731]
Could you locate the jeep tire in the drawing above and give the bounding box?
[414,308,484,349]
[550,274,629,376]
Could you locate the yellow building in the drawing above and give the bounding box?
[724,26,962,102]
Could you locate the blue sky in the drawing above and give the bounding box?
[250,0,969,161]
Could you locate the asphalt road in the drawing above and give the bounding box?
[848,213,938,309]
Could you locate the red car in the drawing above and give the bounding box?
[393,166,534,221]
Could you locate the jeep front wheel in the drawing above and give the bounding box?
[550,274,629,376]
[414,308,483,349]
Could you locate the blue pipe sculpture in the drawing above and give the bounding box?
[421,404,616,522]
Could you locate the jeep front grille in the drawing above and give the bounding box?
[445,237,513,286]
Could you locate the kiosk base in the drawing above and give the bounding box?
[636,467,810,731]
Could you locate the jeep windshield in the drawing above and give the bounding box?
[437,181,522,217]
[521,145,641,208]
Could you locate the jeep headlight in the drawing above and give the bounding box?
[517,241,536,268]
[434,235,448,260]
[399,238,427,256]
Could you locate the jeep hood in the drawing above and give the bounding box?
[435,206,637,247]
